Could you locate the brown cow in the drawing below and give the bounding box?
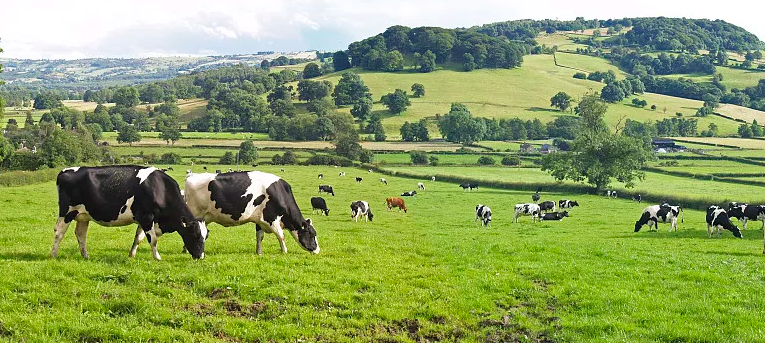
[385,197,408,213]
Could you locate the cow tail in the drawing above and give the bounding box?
[681,207,684,223]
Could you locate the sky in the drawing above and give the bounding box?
[1,0,763,60]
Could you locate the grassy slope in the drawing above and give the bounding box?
[665,66,765,90]
[316,54,740,139]
[1,165,765,342]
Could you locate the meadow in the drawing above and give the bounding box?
[1,164,765,342]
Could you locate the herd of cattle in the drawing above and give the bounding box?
[50,165,765,261]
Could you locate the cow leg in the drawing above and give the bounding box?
[145,223,162,260]
[742,218,748,230]
[256,226,266,255]
[74,221,90,259]
[51,217,72,258]
[129,226,146,258]
[269,220,288,254]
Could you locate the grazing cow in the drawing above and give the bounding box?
[706,205,743,239]
[355,177,363,183]
[558,200,579,209]
[318,185,335,196]
[203,166,208,171]
[401,191,417,197]
[280,168,285,172]
[228,168,233,172]
[215,169,222,174]
[417,182,425,190]
[53,166,206,260]
[339,172,346,176]
[318,174,323,179]
[431,176,436,182]
[184,171,320,255]
[351,201,373,222]
[368,169,373,173]
[539,211,569,221]
[606,190,618,199]
[380,178,388,185]
[539,201,556,213]
[475,204,492,227]
[310,197,330,216]
[186,169,192,176]
[727,203,765,230]
[459,183,479,191]
[514,203,541,223]
[167,167,174,171]
[386,197,407,213]
[632,194,642,203]
[634,204,683,232]
[532,190,541,203]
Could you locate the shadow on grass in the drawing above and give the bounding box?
[0,251,50,261]
[527,107,562,114]
[622,229,762,241]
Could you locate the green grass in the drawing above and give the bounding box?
[665,66,765,89]
[2,165,765,342]
[553,52,628,77]
[373,153,512,165]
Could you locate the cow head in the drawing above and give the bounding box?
[179,218,207,259]
[730,225,743,239]
[571,201,579,207]
[290,218,320,254]
[323,209,330,216]
[634,220,643,232]
[368,210,374,222]
[562,211,569,217]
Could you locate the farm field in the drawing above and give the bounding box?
[373,153,510,165]
[716,104,765,124]
[665,66,765,90]
[670,137,765,149]
[533,33,588,51]
[1,165,765,342]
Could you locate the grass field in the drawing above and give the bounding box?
[665,66,765,90]
[716,104,765,124]
[1,165,765,342]
[670,137,765,149]
[534,33,588,52]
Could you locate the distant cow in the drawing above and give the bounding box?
[380,178,388,185]
[514,203,541,223]
[532,190,541,203]
[386,197,407,213]
[634,204,683,232]
[318,174,323,179]
[310,197,330,216]
[339,172,346,176]
[351,201,373,222]
[184,171,320,255]
[401,191,417,197]
[53,166,206,260]
[215,169,222,174]
[355,177,363,183]
[167,167,174,171]
[632,194,642,203]
[368,169,373,173]
[417,182,425,190]
[475,204,492,227]
[606,190,617,199]
[431,176,436,182]
[459,183,479,191]
[727,203,765,230]
[539,201,556,212]
[539,211,569,221]
[280,168,285,172]
[706,205,743,239]
[558,200,579,209]
[318,185,335,196]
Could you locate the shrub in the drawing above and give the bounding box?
[3,151,46,171]
[219,151,236,164]
[303,154,354,167]
[477,156,496,165]
[271,154,283,165]
[428,156,439,166]
[359,149,374,163]
[410,151,428,165]
[281,151,296,165]
[651,104,657,110]
[158,153,183,164]
[573,72,587,79]
[501,155,520,166]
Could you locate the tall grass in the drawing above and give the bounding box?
[0,168,60,187]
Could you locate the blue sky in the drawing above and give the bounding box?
[1,0,763,59]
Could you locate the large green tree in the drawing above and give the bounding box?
[117,125,141,146]
[380,89,410,114]
[113,87,140,107]
[238,140,258,164]
[332,72,371,106]
[302,63,322,79]
[550,92,572,112]
[437,103,486,144]
[332,51,351,71]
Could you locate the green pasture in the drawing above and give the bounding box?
[1,165,765,342]
[664,66,765,89]
[101,131,270,141]
[373,153,513,165]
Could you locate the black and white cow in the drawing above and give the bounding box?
[475,204,492,227]
[539,201,556,213]
[310,197,330,216]
[514,203,541,223]
[350,201,373,222]
[380,178,388,185]
[318,174,323,179]
[53,166,206,260]
[459,183,479,191]
[339,172,346,177]
[539,211,569,221]
[417,182,425,190]
[431,176,436,182]
[183,171,320,255]
[532,191,541,203]
[727,203,765,230]
[632,194,642,203]
[355,177,363,183]
[558,200,579,209]
[318,185,335,196]
[401,191,417,197]
[634,204,683,232]
[706,205,743,239]
[606,190,617,199]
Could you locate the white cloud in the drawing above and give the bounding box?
[0,0,763,59]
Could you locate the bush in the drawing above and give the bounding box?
[573,72,587,79]
[429,156,439,166]
[303,154,354,167]
[158,153,183,164]
[281,151,296,165]
[219,151,236,164]
[501,155,520,166]
[410,151,429,165]
[359,149,374,163]
[3,151,46,171]
[477,156,496,165]
[650,104,657,110]
[271,154,283,165]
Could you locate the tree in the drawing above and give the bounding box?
[382,50,405,72]
[270,99,296,117]
[33,92,62,109]
[501,155,521,166]
[113,87,140,107]
[550,92,572,112]
[238,140,258,164]
[702,93,719,109]
[751,120,763,137]
[139,84,165,103]
[332,72,371,106]
[117,125,141,146]
[350,98,373,120]
[413,120,430,141]
[411,83,425,97]
[462,53,476,71]
[410,151,428,165]
[24,112,35,127]
[159,128,182,145]
[400,122,414,141]
[366,115,386,141]
[738,124,753,138]
[359,149,374,163]
[332,51,351,71]
[220,151,236,164]
[380,89,410,114]
[631,98,647,108]
[600,83,625,103]
[133,112,151,131]
[695,106,713,117]
[477,156,496,165]
[414,50,437,73]
[281,150,297,164]
[335,135,363,160]
[428,156,439,166]
[260,59,270,72]
[438,103,486,144]
[303,63,322,79]
[297,80,332,102]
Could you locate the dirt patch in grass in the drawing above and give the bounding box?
[0,321,13,337]
[221,299,267,318]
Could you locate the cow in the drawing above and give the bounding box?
[215,169,222,174]
[184,171,320,255]
[280,168,285,172]
[475,204,492,227]
[727,203,765,230]
[310,197,330,216]
[167,167,174,171]
[368,169,373,173]
[558,200,579,209]
[431,176,436,182]
[318,174,323,179]
[401,191,417,197]
[539,211,569,221]
[606,190,617,199]
[380,178,388,185]
[532,191,540,203]
[706,205,743,239]
[539,201,556,213]
[318,185,335,196]
[386,197,407,213]
[417,182,425,190]
[632,194,642,203]
[53,166,206,260]
[514,203,541,223]
[339,172,346,177]
[634,204,683,232]
[355,177,363,183]
[203,166,208,171]
[459,183,479,191]
[186,169,192,176]
[351,201,373,222]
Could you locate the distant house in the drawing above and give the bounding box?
[652,138,676,149]
[540,144,557,154]
[519,143,536,153]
